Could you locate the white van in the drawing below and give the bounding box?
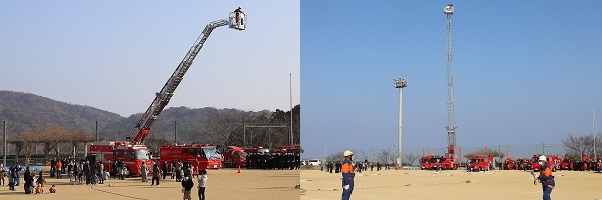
[307,159,322,166]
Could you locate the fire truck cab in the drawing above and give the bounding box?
[419,155,433,170]
[89,141,153,177]
[502,157,516,170]
[201,144,223,169]
[222,146,247,168]
[467,155,493,172]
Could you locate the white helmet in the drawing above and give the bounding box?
[343,150,354,157]
[538,155,547,161]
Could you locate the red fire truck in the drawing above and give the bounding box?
[201,144,223,169]
[274,145,302,154]
[467,155,493,172]
[531,154,560,171]
[88,141,152,176]
[428,155,458,170]
[222,146,247,168]
[87,9,245,177]
[560,157,575,171]
[419,155,433,170]
[159,144,210,171]
[502,158,516,170]
[516,158,531,170]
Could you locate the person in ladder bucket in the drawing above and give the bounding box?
[536,155,555,200]
[341,150,355,200]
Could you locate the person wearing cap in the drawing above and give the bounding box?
[341,150,355,200]
[536,155,555,200]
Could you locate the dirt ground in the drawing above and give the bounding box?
[300,169,602,200]
[0,168,300,200]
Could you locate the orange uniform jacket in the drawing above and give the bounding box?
[341,158,355,186]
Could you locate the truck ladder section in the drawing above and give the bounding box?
[129,19,230,145]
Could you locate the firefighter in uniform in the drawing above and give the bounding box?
[536,155,555,200]
[341,150,355,200]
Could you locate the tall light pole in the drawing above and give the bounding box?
[594,109,597,160]
[290,73,294,146]
[394,77,407,167]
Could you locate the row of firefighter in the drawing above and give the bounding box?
[158,144,302,172]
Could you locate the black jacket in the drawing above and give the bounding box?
[182,178,194,191]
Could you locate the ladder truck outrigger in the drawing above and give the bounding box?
[88,8,246,177]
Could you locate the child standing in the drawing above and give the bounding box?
[197,169,207,200]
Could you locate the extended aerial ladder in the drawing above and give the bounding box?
[443,4,457,163]
[129,8,246,145]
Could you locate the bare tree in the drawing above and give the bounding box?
[374,149,394,164]
[562,133,602,159]
[325,151,344,162]
[464,147,505,159]
[403,153,420,166]
[208,110,252,146]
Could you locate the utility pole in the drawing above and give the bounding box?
[174,121,178,144]
[444,3,458,163]
[394,77,407,167]
[3,121,6,167]
[95,121,99,142]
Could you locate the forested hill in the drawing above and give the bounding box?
[0,90,123,132]
[0,90,300,146]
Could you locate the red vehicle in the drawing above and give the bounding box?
[89,141,152,176]
[201,144,223,169]
[428,155,458,170]
[502,158,516,170]
[531,155,560,171]
[467,155,493,172]
[419,155,433,170]
[575,156,591,171]
[222,146,247,168]
[274,145,302,154]
[560,157,575,171]
[159,144,210,171]
[516,158,531,170]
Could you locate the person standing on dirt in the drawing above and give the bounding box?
[197,169,207,200]
[151,162,161,186]
[175,160,183,182]
[181,175,194,200]
[162,160,168,179]
[341,150,355,200]
[140,162,149,182]
[15,163,22,186]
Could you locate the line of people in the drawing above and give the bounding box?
[245,152,301,170]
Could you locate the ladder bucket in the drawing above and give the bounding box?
[229,7,246,30]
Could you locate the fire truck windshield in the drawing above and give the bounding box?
[203,148,222,159]
[136,149,150,160]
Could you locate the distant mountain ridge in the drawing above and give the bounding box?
[0,90,289,144]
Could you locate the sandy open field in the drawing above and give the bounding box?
[0,168,300,200]
[301,169,602,200]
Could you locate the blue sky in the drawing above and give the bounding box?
[301,1,602,159]
[0,1,299,117]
